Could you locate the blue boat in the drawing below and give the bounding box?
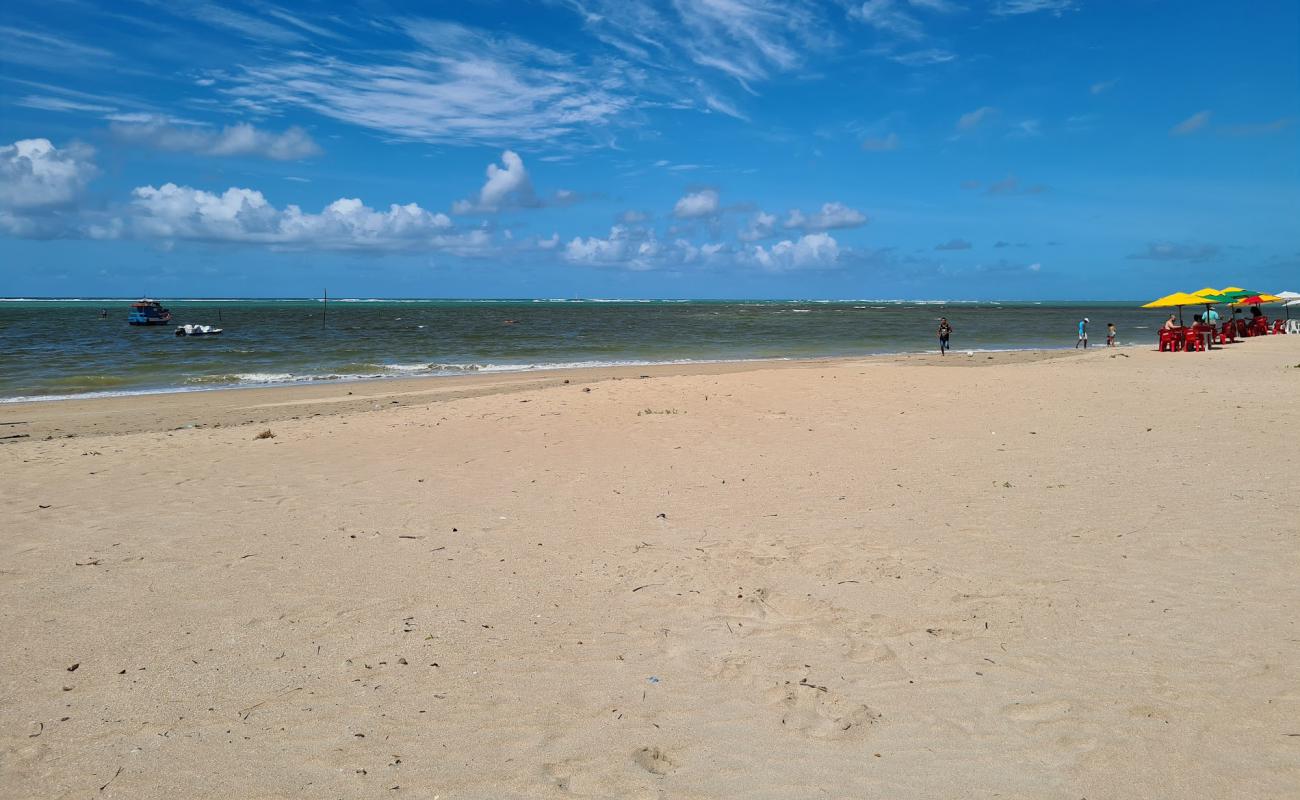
[128,299,172,326]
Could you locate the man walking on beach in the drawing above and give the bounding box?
[1076,317,1089,348]
[937,317,952,355]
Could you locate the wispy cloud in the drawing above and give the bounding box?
[991,0,1078,15]
[1090,79,1117,95]
[110,117,322,160]
[1171,110,1211,136]
[1126,242,1220,262]
[861,132,900,151]
[1220,117,1294,136]
[0,25,116,70]
[956,105,997,132]
[218,19,634,146]
[962,174,1048,196]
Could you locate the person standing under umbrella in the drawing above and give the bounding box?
[1076,317,1090,348]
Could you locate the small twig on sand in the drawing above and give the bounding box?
[99,766,123,792]
[632,583,662,593]
[238,686,301,720]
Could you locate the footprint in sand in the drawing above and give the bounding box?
[771,683,881,741]
[1002,698,1073,723]
[632,746,677,776]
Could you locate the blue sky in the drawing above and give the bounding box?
[1,0,1297,299]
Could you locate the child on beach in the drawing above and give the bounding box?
[1106,323,1117,347]
[937,318,952,355]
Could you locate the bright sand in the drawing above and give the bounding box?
[2,340,1298,799]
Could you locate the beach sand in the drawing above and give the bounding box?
[2,340,1297,799]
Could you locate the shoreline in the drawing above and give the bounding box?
[0,343,1121,407]
[0,346,1091,440]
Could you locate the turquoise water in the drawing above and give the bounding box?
[0,299,1159,401]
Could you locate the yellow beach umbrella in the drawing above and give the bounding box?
[1142,292,1210,308]
[1142,292,1209,324]
[1193,287,1222,297]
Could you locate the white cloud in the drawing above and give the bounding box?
[1090,79,1117,95]
[673,188,721,219]
[127,183,465,252]
[745,232,841,272]
[1171,110,1211,136]
[618,209,650,224]
[992,0,1077,14]
[853,1,926,40]
[956,106,996,131]
[564,225,662,270]
[219,20,633,146]
[0,138,98,210]
[889,48,956,66]
[111,118,322,160]
[740,210,778,241]
[563,224,730,270]
[0,138,102,239]
[784,202,868,232]
[453,150,537,213]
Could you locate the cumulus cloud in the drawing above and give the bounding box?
[1126,242,1221,262]
[127,183,469,252]
[0,138,98,210]
[744,233,841,272]
[618,209,650,224]
[454,150,537,213]
[563,225,663,270]
[956,106,997,132]
[783,202,868,232]
[0,138,99,238]
[673,188,721,219]
[1171,110,1211,136]
[861,132,900,151]
[110,118,322,160]
[934,238,972,250]
[740,210,779,242]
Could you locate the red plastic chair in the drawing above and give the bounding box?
[1218,323,1236,343]
[1274,320,1287,335]
[1158,329,1180,351]
[1252,317,1270,336]
[1184,328,1205,351]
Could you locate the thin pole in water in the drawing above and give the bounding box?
[322,288,328,328]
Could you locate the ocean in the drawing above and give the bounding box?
[0,299,1158,402]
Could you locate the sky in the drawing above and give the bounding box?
[1,0,1297,300]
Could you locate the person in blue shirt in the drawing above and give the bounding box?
[1204,306,1220,327]
[1075,317,1090,348]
